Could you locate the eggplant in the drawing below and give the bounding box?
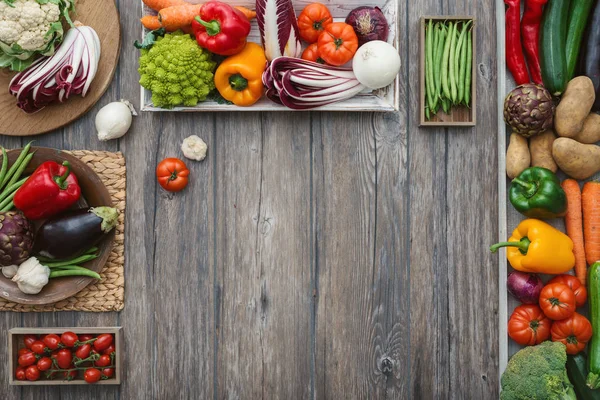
[34,207,119,260]
[580,0,600,111]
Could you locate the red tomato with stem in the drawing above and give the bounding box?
[78,334,94,343]
[548,275,588,308]
[43,334,61,350]
[25,365,40,381]
[84,368,102,383]
[93,334,113,352]
[30,341,46,355]
[18,348,32,357]
[539,283,576,320]
[156,158,190,192]
[15,366,26,380]
[64,365,77,380]
[507,304,552,346]
[56,349,72,369]
[75,344,92,359]
[551,312,593,355]
[95,354,111,368]
[102,367,114,378]
[317,22,359,66]
[103,344,116,355]
[61,332,78,348]
[297,3,333,43]
[23,334,37,349]
[37,357,52,372]
[18,352,37,367]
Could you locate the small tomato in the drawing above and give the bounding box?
[37,357,53,372]
[25,365,40,381]
[43,334,61,350]
[61,331,78,348]
[548,275,587,308]
[156,158,190,192]
[297,3,333,43]
[84,368,102,383]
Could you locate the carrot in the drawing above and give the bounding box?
[158,4,202,32]
[583,181,600,266]
[142,0,186,12]
[235,6,256,20]
[563,179,587,284]
[141,15,162,30]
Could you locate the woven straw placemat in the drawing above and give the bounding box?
[0,151,126,312]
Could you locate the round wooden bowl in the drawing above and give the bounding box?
[0,148,115,305]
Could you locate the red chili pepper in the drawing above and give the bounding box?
[521,0,548,85]
[505,0,531,85]
[14,161,81,220]
[192,1,251,56]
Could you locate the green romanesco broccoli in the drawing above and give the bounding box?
[139,31,216,109]
[501,341,577,400]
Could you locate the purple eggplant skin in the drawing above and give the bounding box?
[580,0,600,111]
[33,207,119,260]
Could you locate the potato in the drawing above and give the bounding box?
[555,76,596,138]
[552,137,600,179]
[572,113,600,144]
[529,130,557,172]
[506,132,530,179]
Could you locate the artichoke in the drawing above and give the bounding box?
[504,84,555,138]
[0,211,34,267]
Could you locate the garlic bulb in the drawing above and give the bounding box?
[12,257,50,294]
[181,135,208,161]
[96,100,137,141]
[1,265,18,279]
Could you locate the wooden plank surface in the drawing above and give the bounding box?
[0,0,499,398]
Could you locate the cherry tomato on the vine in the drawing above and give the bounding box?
[15,366,26,380]
[75,344,92,359]
[30,341,46,355]
[56,349,72,369]
[79,334,94,343]
[18,348,31,357]
[18,352,37,367]
[84,368,102,383]
[103,344,116,355]
[64,366,77,380]
[95,354,111,367]
[61,332,78,348]
[37,357,52,372]
[43,334,61,350]
[25,365,40,381]
[23,334,37,349]
[93,334,113,352]
[102,367,114,378]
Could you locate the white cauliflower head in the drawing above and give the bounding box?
[0,0,62,51]
[182,135,208,161]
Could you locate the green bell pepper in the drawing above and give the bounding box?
[509,167,567,219]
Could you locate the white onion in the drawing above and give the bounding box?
[352,40,400,89]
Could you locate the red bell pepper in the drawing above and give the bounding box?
[505,0,531,85]
[521,0,548,85]
[14,161,81,220]
[192,1,251,56]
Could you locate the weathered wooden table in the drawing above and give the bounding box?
[0,0,498,398]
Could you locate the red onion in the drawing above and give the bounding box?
[507,271,544,304]
[345,6,389,46]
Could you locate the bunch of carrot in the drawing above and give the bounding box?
[141,0,256,33]
[562,179,600,285]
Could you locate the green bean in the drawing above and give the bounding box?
[43,253,99,268]
[0,142,31,190]
[425,104,431,121]
[426,20,436,112]
[0,177,27,205]
[37,247,100,263]
[49,268,101,280]
[433,25,446,109]
[454,23,466,104]
[465,29,473,107]
[4,152,32,192]
[0,148,8,188]
[448,22,458,103]
[441,22,453,100]
[0,201,13,212]
[0,191,16,210]
[442,97,450,114]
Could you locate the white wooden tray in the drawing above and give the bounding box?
[496,0,600,388]
[140,0,399,112]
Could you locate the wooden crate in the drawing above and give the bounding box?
[139,0,400,112]
[8,327,122,385]
[419,16,477,126]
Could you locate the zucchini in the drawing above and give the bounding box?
[566,0,595,80]
[540,0,571,96]
[568,353,600,399]
[579,0,600,111]
[588,262,600,389]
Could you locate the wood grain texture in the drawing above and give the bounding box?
[0,0,121,136]
[0,0,499,398]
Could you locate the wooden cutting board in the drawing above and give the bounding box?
[0,0,121,136]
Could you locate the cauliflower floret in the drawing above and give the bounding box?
[0,0,61,50]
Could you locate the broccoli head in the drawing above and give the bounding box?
[501,341,577,400]
[139,31,216,109]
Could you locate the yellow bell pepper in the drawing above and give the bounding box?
[490,219,575,274]
[214,42,267,106]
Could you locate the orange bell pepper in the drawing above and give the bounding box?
[214,43,267,106]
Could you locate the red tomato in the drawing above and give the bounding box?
[64,366,77,380]
[317,22,359,66]
[79,334,94,342]
[103,344,116,355]
[56,349,72,369]
[548,275,588,308]
[61,332,78,348]
[37,357,53,372]
[507,304,552,346]
[297,3,333,43]
[156,158,190,192]
[23,334,37,349]
[539,283,576,320]
[301,43,326,64]
[15,366,26,381]
[75,344,92,359]
[18,352,37,367]
[551,312,593,355]
[25,365,40,381]
[102,368,114,378]
[95,354,111,368]
[30,340,46,355]
[84,368,102,383]
[42,334,61,350]
[93,334,113,352]
[18,348,32,357]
